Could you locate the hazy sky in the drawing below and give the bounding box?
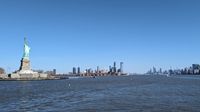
[0,0,200,73]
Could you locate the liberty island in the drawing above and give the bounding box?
[0,38,63,80]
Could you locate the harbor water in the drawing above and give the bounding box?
[0,75,200,112]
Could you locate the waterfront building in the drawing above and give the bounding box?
[113,62,117,73]
[109,66,112,73]
[33,69,44,73]
[45,71,54,75]
[194,69,200,74]
[77,67,80,74]
[0,67,5,74]
[192,64,199,69]
[0,67,7,79]
[120,62,123,73]
[153,67,156,74]
[97,66,99,73]
[53,69,56,75]
[159,68,162,74]
[192,64,200,74]
[88,68,92,74]
[73,67,76,74]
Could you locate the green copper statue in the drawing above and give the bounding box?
[23,38,31,59]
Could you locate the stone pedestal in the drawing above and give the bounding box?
[11,57,38,79]
[19,58,30,71]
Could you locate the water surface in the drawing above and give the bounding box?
[0,75,200,112]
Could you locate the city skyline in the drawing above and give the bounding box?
[0,0,200,73]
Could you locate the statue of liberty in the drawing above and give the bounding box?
[23,37,31,59]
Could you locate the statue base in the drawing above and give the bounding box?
[11,57,48,79]
[19,58,30,71]
[11,70,48,79]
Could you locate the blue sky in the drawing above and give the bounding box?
[0,0,200,73]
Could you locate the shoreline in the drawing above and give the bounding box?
[0,77,68,81]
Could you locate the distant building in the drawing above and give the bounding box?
[33,69,44,73]
[45,71,54,75]
[97,66,99,73]
[88,68,92,73]
[0,67,5,74]
[192,64,200,74]
[73,67,76,74]
[117,69,120,73]
[120,62,123,73]
[149,69,152,74]
[77,67,80,74]
[192,64,199,70]
[159,68,162,74]
[109,66,112,73]
[153,67,156,74]
[53,69,56,75]
[194,69,200,74]
[113,62,116,73]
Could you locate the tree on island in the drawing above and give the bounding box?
[0,68,5,74]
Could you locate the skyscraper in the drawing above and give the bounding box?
[77,67,80,74]
[97,66,99,73]
[113,62,116,73]
[53,69,56,75]
[153,67,156,74]
[73,67,76,74]
[120,62,123,73]
[109,66,112,73]
[159,68,162,74]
